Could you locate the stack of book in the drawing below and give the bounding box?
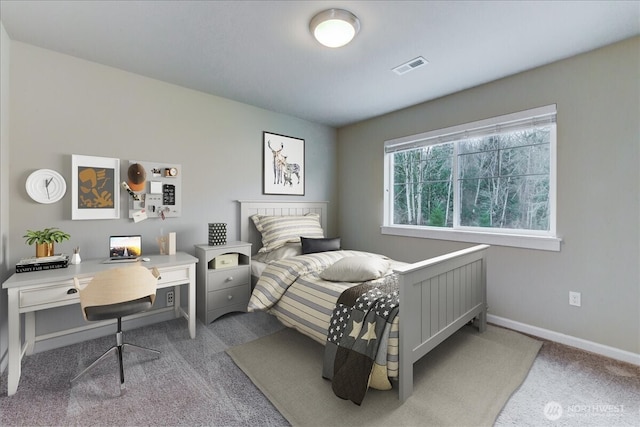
[16,254,69,273]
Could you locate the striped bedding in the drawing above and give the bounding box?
[248,250,405,380]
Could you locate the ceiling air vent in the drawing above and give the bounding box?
[392,56,429,75]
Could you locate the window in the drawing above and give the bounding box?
[383,105,561,251]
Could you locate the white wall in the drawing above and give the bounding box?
[4,41,337,350]
[337,36,640,356]
[0,21,12,372]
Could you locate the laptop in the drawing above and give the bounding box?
[103,235,142,263]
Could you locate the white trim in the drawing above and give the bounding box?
[381,225,562,251]
[548,126,558,236]
[385,104,557,152]
[488,314,640,366]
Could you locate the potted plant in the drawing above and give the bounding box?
[23,227,71,257]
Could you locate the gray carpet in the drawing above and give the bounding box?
[1,312,639,426]
[495,338,640,426]
[1,312,289,426]
[227,324,542,427]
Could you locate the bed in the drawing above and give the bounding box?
[239,200,488,403]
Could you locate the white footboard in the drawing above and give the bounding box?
[396,244,489,402]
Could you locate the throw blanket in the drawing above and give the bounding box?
[322,278,400,405]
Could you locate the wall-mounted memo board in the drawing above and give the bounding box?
[127,160,182,220]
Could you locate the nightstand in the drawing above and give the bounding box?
[194,241,251,324]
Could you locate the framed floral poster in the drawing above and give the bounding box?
[263,131,305,195]
[71,155,120,220]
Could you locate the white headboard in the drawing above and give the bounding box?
[238,200,328,254]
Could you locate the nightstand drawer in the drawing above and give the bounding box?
[207,284,250,310]
[207,267,249,290]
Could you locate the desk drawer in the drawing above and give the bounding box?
[157,266,190,286]
[19,278,91,308]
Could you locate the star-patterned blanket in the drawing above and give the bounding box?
[322,278,400,405]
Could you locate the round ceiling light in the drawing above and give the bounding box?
[309,9,360,48]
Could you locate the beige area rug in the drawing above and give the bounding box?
[227,324,542,427]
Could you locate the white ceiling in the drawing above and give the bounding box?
[1,1,639,128]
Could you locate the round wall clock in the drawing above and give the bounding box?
[25,169,67,204]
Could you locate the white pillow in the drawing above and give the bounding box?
[251,213,324,253]
[252,243,302,263]
[320,256,390,282]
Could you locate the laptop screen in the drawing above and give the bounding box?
[109,235,142,259]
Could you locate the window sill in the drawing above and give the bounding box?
[381,225,561,252]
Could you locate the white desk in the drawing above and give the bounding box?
[2,252,198,396]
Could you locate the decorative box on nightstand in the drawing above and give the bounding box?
[194,241,251,324]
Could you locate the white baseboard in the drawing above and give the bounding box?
[487,314,640,366]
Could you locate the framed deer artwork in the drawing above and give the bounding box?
[263,131,305,195]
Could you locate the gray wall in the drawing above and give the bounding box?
[2,40,337,350]
[336,36,639,354]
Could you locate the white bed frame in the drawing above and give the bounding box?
[238,200,488,403]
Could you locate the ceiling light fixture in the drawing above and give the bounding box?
[309,9,360,48]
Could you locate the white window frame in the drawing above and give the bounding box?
[382,105,561,251]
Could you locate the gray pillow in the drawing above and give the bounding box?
[300,236,341,254]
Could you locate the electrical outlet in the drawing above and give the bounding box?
[569,291,581,307]
[166,290,174,307]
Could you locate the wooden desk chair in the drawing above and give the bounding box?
[71,265,161,392]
